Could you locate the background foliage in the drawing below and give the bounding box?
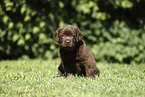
[0,0,145,63]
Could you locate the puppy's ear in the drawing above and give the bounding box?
[76,28,83,42]
[53,28,61,42]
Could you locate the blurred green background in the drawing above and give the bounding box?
[0,0,145,63]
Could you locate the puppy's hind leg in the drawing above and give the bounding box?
[94,67,100,77]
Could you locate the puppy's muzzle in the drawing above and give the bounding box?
[65,39,71,45]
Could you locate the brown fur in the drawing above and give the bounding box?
[53,25,100,78]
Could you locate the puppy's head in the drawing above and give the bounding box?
[53,25,83,50]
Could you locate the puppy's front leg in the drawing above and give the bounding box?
[64,72,73,77]
[63,64,74,77]
[58,63,65,77]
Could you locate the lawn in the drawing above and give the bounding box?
[0,59,144,97]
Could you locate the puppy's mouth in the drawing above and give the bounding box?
[63,45,73,48]
[64,46,72,49]
[60,43,73,47]
[60,44,75,50]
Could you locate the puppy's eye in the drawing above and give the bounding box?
[61,35,64,37]
[72,35,75,38]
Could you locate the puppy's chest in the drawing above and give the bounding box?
[61,50,83,59]
[61,52,76,62]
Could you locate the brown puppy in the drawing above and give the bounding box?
[53,25,100,78]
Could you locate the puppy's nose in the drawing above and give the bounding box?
[65,39,71,44]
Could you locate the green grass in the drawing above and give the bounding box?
[0,59,144,97]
